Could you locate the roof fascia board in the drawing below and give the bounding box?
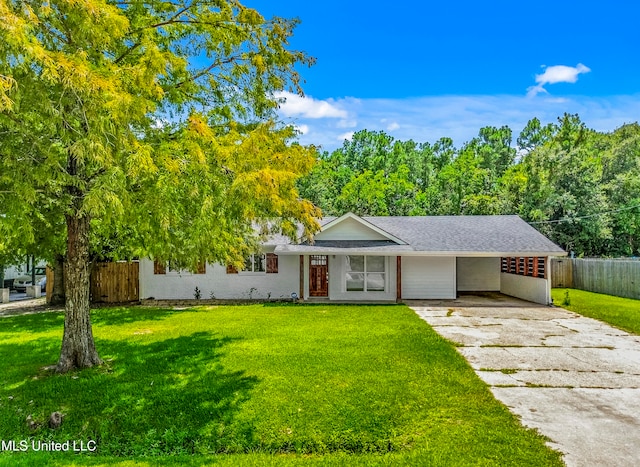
[275,249,567,257]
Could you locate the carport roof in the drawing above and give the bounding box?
[270,213,565,256]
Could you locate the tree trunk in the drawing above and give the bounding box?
[56,214,103,373]
[50,254,65,306]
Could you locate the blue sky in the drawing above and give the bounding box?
[246,0,640,151]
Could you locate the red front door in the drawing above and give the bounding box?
[309,255,328,297]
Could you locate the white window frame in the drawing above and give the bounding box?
[345,255,386,292]
[242,254,266,274]
[163,261,206,276]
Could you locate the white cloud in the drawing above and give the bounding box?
[274,91,348,118]
[386,121,400,131]
[527,63,591,97]
[337,119,358,128]
[277,93,640,152]
[337,131,355,142]
[294,124,309,135]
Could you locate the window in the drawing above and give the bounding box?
[345,256,385,292]
[227,254,277,274]
[154,261,206,275]
[243,254,266,273]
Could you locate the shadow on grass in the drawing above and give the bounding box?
[0,311,65,334]
[0,306,181,334]
[90,306,180,327]
[0,332,258,458]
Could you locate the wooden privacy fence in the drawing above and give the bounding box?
[46,261,139,304]
[550,258,573,288]
[551,257,640,300]
[91,261,139,303]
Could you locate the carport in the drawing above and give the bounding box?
[457,255,551,305]
[398,254,554,305]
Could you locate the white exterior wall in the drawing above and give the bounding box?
[139,255,300,300]
[401,256,456,299]
[500,273,551,305]
[325,255,396,301]
[456,257,501,291]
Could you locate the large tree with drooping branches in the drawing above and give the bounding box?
[0,0,320,372]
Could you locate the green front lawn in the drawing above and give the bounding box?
[0,304,563,466]
[553,288,640,335]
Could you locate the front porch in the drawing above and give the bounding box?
[287,254,552,306]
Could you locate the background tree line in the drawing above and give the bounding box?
[298,114,640,257]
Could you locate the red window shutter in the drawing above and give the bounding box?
[266,253,278,274]
[196,262,206,274]
[154,261,166,275]
[226,264,238,274]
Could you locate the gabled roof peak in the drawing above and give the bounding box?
[316,212,408,245]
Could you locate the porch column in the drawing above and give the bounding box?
[299,255,304,300]
[396,256,402,302]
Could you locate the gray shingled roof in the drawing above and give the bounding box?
[269,214,565,255]
[362,215,565,254]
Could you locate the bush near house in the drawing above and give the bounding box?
[0,304,563,466]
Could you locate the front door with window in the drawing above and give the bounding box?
[309,255,329,297]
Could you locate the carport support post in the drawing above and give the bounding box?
[545,256,552,305]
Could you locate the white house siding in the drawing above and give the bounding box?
[315,217,389,241]
[401,256,456,299]
[139,255,300,300]
[456,257,501,291]
[324,255,396,301]
[499,273,551,305]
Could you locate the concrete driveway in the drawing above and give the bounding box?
[408,294,640,467]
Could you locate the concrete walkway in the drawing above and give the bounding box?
[0,297,54,317]
[408,295,640,467]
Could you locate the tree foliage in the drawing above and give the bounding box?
[0,0,319,371]
[299,117,640,257]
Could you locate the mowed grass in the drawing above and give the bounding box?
[553,288,640,335]
[0,304,563,466]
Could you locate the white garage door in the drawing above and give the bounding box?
[401,256,456,299]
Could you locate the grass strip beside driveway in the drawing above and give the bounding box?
[0,304,563,465]
[553,288,640,335]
